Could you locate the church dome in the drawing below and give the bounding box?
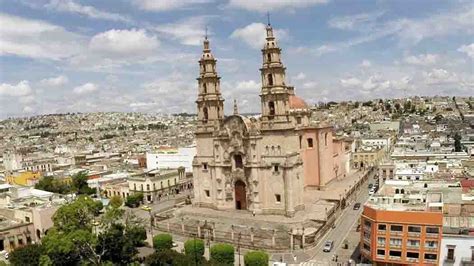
[289,95,308,109]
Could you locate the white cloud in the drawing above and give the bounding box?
[23,106,34,113]
[458,43,474,58]
[302,81,318,89]
[73,83,98,94]
[423,68,458,85]
[40,75,69,87]
[235,80,261,92]
[340,77,362,87]
[228,0,328,12]
[0,13,84,60]
[89,29,159,57]
[328,11,385,30]
[403,54,438,66]
[153,16,210,46]
[45,0,131,23]
[293,72,306,80]
[360,60,371,67]
[230,23,288,49]
[134,0,212,11]
[0,81,33,97]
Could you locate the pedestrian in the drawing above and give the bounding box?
[335,255,338,262]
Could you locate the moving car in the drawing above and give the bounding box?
[353,202,361,210]
[323,240,334,252]
[141,205,152,212]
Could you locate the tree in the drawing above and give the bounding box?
[153,234,173,251]
[210,243,234,265]
[109,196,123,209]
[184,239,205,262]
[9,244,44,266]
[72,171,95,195]
[125,193,144,208]
[394,103,401,112]
[96,223,138,264]
[145,249,191,266]
[454,133,462,152]
[53,196,101,233]
[35,176,71,194]
[244,250,269,266]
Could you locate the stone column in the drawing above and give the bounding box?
[290,231,294,250]
[197,225,201,238]
[181,222,185,234]
[272,230,276,247]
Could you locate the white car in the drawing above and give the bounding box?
[369,188,376,195]
[323,240,334,252]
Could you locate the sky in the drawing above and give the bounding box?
[0,0,473,118]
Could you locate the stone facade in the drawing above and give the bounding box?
[193,24,350,217]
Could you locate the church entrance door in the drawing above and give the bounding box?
[234,180,247,210]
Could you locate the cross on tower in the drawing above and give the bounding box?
[205,26,208,40]
[267,12,271,26]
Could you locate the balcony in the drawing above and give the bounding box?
[406,257,419,263]
[389,256,401,261]
[444,257,456,266]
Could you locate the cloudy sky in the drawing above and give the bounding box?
[0,0,473,118]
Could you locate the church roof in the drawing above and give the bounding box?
[289,95,308,109]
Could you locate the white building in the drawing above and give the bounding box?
[146,146,196,173]
[361,136,392,152]
[439,234,474,265]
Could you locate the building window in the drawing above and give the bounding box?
[202,163,208,170]
[391,225,403,232]
[299,136,302,149]
[447,247,455,261]
[408,226,421,233]
[389,250,401,258]
[267,53,271,62]
[267,74,273,86]
[307,138,313,148]
[203,83,207,94]
[134,184,136,191]
[273,164,279,173]
[234,154,243,169]
[268,101,275,116]
[141,184,144,191]
[425,240,438,249]
[426,227,439,234]
[377,237,385,245]
[364,220,372,229]
[377,249,385,256]
[18,238,24,246]
[203,107,208,123]
[324,132,328,146]
[25,217,30,223]
[378,224,386,231]
[407,252,419,259]
[160,181,163,189]
[407,239,420,247]
[205,190,210,197]
[296,117,302,124]
[424,253,437,260]
[390,238,402,247]
[275,194,281,203]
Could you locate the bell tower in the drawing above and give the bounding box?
[260,21,291,129]
[196,34,224,133]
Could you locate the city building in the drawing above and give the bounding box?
[146,146,196,173]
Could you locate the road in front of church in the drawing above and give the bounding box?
[293,169,375,266]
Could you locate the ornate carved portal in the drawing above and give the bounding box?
[234,180,247,210]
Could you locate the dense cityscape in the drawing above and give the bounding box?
[1,1,473,266]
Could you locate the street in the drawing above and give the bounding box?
[304,170,374,265]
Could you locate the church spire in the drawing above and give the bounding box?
[196,34,224,132]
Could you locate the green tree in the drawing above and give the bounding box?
[96,223,138,264]
[72,171,95,195]
[39,255,53,266]
[41,229,81,266]
[210,243,235,265]
[454,133,462,152]
[35,176,71,194]
[9,244,44,266]
[184,239,205,262]
[125,193,144,208]
[153,234,173,251]
[53,195,101,232]
[244,250,269,266]
[109,195,123,208]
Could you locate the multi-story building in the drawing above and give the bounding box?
[352,146,385,169]
[146,146,196,173]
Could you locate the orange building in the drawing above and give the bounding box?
[361,206,443,265]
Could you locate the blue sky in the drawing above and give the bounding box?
[0,0,473,118]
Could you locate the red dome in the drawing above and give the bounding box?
[289,95,308,109]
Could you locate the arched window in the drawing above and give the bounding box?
[203,107,208,122]
[146,184,150,191]
[325,132,329,146]
[269,101,275,116]
[234,154,243,169]
[134,184,136,191]
[267,53,271,62]
[395,188,399,194]
[307,138,314,148]
[267,74,273,86]
[141,184,144,191]
[203,83,207,94]
[401,189,405,194]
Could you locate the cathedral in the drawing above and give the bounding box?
[192,23,350,217]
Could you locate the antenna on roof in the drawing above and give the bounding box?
[267,11,271,26]
[205,26,208,40]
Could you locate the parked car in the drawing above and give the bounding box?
[368,183,373,189]
[369,188,376,195]
[141,205,152,212]
[353,202,361,210]
[323,240,334,252]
